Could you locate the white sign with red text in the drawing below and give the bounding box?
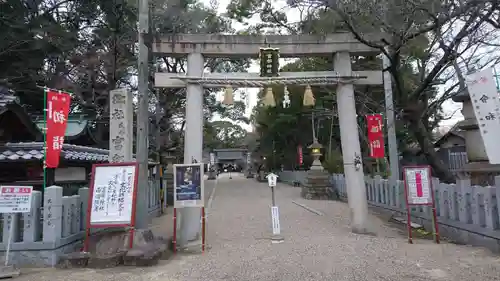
[404,168,432,205]
[0,186,33,213]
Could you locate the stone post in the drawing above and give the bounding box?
[179,52,204,247]
[109,88,134,162]
[334,52,369,234]
[43,185,63,243]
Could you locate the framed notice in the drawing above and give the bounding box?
[403,166,433,205]
[87,162,139,227]
[403,165,439,244]
[173,163,204,208]
[0,186,33,213]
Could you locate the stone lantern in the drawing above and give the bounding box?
[308,139,323,170]
[301,139,331,200]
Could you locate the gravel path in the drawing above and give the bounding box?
[15,173,500,281]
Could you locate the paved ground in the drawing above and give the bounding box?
[16,173,500,280]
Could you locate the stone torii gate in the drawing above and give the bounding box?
[153,33,384,248]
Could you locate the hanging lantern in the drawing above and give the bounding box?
[303,85,315,106]
[222,85,234,105]
[262,87,276,107]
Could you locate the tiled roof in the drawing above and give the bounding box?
[0,142,109,162]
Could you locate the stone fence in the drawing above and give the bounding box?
[278,170,500,253]
[0,179,165,267]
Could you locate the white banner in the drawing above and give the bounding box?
[466,68,500,164]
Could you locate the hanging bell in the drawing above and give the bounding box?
[262,87,276,107]
[222,85,234,105]
[302,85,315,106]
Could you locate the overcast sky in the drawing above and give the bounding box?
[207,0,465,131]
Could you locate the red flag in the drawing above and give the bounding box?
[45,90,71,168]
[297,145,303,165]
[366,114,385,159]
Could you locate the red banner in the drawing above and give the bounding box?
[45,90,71,168]
[297,145,303,165]
[366,114,385,158]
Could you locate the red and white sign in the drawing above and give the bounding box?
[404,166,432,205]
[403,165,440,244]
[45,90,71,168]
[297,145,303,165]
[366,114,385,158]
[0,186,33,213]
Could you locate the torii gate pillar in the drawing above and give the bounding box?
[179,52,204,247]
[335,52,369,233]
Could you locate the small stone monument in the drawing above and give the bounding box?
[301,140,330,200]
[453,74,500,186]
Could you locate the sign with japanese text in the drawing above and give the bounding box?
[45,90,71,168]
[466,68,500,164]
[109,88,133,163]
[297,145,303,165]
[88,163,138,225]
[404,166,432,205]
[0,186,33,213]
[366,114,385,158]
[173,163,204,208]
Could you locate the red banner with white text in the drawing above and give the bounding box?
[45,90,71,168]
[297,145,303,165]
[366,114,385,158]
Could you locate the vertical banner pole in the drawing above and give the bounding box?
[4,216,14,266]
[172,208,177,254]
[201,207,206,253]
[43,88,47,190]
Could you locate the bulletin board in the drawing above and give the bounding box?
[83,162,138,251]
[87,162,138,227]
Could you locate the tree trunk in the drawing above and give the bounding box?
[407,117,456,183]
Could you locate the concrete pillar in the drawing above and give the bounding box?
[179,52,204,246]
[334,52,370,233]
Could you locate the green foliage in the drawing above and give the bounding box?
[322,150,344,173]
[2,0,249,153]
[204,120,247,149]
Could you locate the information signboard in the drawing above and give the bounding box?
[0,186,33,213]
[404,166,432,205]
[173,163,204,208]
[0,185,33,267]
[84,162,138,251]
[88,162,138,226]
[403,165,439,244]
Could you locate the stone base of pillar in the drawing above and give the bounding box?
[301,169,330,200]
[457,162,500,186]
[207,170,217,180]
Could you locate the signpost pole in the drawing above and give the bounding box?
[430,181,440,244]
[172,208,177,254]
[4,217,14,266]
[266,173,283,243]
